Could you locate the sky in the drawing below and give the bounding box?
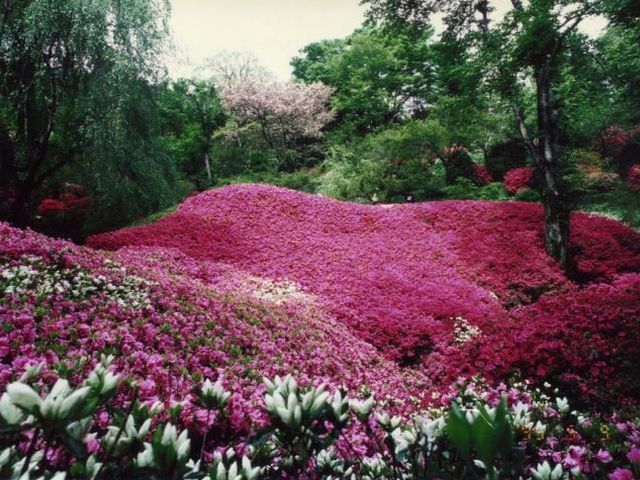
[167,0,366,81]
[166,0,608,81]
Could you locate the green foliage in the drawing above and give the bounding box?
[317,120,449,202]
[443,148,476,184]
[598,27,640,126]
[156,79,226,185]
[486,139,529,180]
[0,0,180,234]
[292,27,437,137]
[442,179,510,201]
[577,184,640,231]
[514,188,541,202]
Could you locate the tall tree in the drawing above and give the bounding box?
[291,27,436,136]
[362,0,606,270]
[0,0,171,224]
[219,80,335,171]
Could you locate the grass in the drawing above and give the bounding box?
[576,184,640,231]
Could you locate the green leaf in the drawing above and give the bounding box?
[61,432,89,459]
[471,405,498,468]
[0,424,29,434]
[447,402,471,458]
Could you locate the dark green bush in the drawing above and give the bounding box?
[442,147,476,184]
[486,139,528,180]
[514,188,542,202]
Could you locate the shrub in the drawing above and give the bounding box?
[478,182,510,200]
[514,188,541,202]
[36,198,66,216]
[442,146,476,184]
[317,121,449,202]
[87,185,640,402]
[504,167,536,195]
[441,177,480,199]
[629,164,640,191]
[474,164,493,185]
[486,139,528,180]
[1,366,638,480]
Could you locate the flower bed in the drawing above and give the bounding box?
[2,184,640,477]
[85,184,640,404]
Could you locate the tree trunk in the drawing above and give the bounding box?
[535,65,569,269]
[204,151,212,184]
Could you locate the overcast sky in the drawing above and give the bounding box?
[167,0,366,81]
[166,0,608,81]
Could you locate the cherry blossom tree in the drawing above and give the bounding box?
[219,80,335,169]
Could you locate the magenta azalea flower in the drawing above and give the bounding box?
[594,449,613,463]
[609,468,634,480]
[627,447,640,465]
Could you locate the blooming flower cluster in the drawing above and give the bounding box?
[0,255,150,307]
[2,184,640,477]
[36,184,91,217]
[504,167,536,194]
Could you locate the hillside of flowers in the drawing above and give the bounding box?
[88,184,640,403]
[2,184,640,478]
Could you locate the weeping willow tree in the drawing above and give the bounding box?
[0,0,180,228]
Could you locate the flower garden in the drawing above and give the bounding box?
[1,184,640,479]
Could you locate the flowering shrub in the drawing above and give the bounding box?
[0,367,638,479]
[36,198,66,216]
[474,164,494,186]
[628,164,640,191]
[597,125,640,177]
[504,167,536,195]
[36,185,91,217]
[2,184,640,476]
[597,125,640,158]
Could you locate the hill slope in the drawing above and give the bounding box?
[86,184,640,404]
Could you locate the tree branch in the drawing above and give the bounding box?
[513,103,537,160]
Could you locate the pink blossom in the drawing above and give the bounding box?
[609,468,635,480]
[595,449,613,463]
[627,447,640,465]
[564,445,586,468]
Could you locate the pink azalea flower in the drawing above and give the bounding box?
[564,445,586,468]
[594,449,612,463]
[628,447,640,465]
[609,468,634,480]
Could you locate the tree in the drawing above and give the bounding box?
[197,50,273,87]
[291,27,436,136]
[156,80,225,187]
[184,81,226,184]
[0,0,171,224]
[362,0,608,270]
[219,81,335,171]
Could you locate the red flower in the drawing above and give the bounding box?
[37,198,66,215]
[503,167,535,194]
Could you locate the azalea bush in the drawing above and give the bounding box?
[504,167,537,195]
